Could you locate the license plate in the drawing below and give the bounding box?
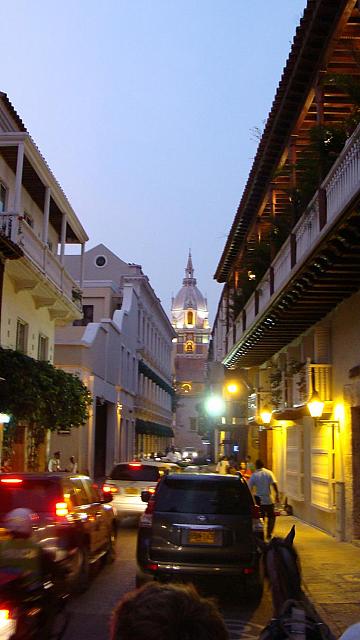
[125,487,139,495]
[188,529,216,544]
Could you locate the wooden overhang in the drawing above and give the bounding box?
[214,0,354,283]
[224,205,360,369]
[0,144,82,243]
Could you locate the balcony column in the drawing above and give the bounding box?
[42,187,51,245]
[289,135,298,225]
[60,212,67,265]
[14,142,24,213]
[80,242,85,288]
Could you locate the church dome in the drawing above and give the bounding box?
[171,252,208,326]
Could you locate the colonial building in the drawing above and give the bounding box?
[52,244,175,476]
[212,0,360,540]
[171,253,211,453]
[0,92,88,469]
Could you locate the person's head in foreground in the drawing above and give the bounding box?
[111,581,229,640]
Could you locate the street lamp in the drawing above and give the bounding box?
[260,405,272,426]
[204,395,225,417]
[307,367,325,418]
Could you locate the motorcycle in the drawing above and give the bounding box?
[0,573,69,640]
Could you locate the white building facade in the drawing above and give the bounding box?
[52,244,175,477]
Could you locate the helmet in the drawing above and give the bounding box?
[4,508,36,537]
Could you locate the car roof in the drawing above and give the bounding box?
[0,472,91,481]
[164,472,245,482]
[114,461,179,469]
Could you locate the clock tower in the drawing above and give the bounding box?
[171,252,211,453]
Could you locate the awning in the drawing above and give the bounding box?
[138,360,175,396]
[135,418,174,438]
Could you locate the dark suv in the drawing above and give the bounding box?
[0,473,116,593]
[136,473,264,596]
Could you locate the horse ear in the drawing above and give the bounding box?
[284,525,296,546]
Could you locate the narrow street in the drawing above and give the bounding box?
[63,518,273,640]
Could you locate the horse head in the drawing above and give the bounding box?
[261,525,302,616]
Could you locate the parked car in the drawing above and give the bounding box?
[136,472,264,597]
[103,461,181,520]
[182,447,198,461]
[0,472,116,593]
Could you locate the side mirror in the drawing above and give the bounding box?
[102,492,113,503]
[141,490,151,503]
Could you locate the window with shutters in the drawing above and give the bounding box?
[285,425,304,500]
[16,319,28,354]
[311,422,335,511]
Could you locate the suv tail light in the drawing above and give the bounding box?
[0,478,23,484]
[251,503,264,534]
[139,498,155,528]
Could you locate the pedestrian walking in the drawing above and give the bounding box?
[245,454,255,475]
[248,459,280,540]
[216,455,229,474]
[68,456,78,473]
[48,451,61,472]
[239,461,251,480]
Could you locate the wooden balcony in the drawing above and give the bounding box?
[0,212,82,312]
[224,122,360,368]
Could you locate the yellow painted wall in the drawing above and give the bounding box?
[1,271,55,362]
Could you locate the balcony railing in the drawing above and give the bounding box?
[226,121,360,352]
[286,362,332,409]
[0,212,81,310]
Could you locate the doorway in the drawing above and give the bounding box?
[94,401,107,479]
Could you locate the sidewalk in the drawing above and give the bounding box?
[275,515,360,638]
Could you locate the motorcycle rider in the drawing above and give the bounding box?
[0,508,55,638]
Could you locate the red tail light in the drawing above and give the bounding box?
[0,478,23,484]
[103,484,118,494]
[55,502,69,517]
[251,503,264,534]
[129,462,142,468]
[145,498,155,514]
[147,487,156,494]
[0,609,10,623]
[144,562,158,571]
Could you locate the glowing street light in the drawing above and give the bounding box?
[205,395,225,417]
[225,382,239,395]
[307,390,325,418]
[260,405,272,426]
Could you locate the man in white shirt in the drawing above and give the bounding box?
[248,459,280,540]
[48,451,61,472]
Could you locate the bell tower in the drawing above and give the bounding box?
[171,252,211,453]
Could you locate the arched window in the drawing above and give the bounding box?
[185,340,195,353]
[187,311,194,326]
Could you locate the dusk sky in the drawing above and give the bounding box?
[1,0,307,322]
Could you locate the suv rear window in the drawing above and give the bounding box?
[0,479,61,514]
[155,477,253,515]
[109,464,160,482]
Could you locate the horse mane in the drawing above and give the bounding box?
[264,535,303,615]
